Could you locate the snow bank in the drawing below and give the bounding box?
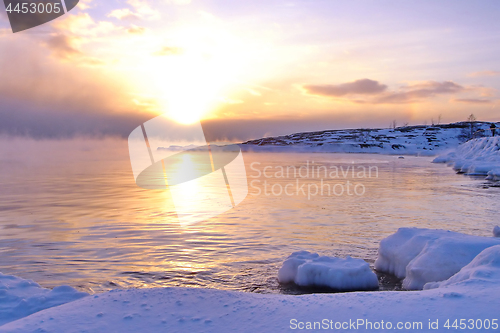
[3,283,500,333]
[278,251,378,291]
[3,228,500,332]
[374,228,500,290]
[433,137,500,179]
[424,245,500,290]
[0,272,88,326]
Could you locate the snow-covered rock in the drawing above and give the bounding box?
[424,245,500,290]
[374,228,500,290]
[433,137,500,179]
[494,226,500,237]
[0,272,88,326]
[278,251,379,291]
[242,122,498,155]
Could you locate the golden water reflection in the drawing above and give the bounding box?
[0,139,499,294]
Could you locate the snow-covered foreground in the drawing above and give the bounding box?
[2,227,500,332]
[1,282,500,333]
[434,137,500,180]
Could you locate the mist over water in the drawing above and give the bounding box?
[0,138,498,294]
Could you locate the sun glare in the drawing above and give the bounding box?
[139,25,249,125]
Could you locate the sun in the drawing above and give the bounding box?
[138,25,249,125]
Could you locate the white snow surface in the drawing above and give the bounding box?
[2,228,500,332]
[0,273,88,327]
[424,245,500,290]
[277,251,378,291]
[433,137,500,180]
[374,228,500,290]
[3,282,500,332]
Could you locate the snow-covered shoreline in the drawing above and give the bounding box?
[433,136,500,181]
[2,227,500,332]
[241,122,499,156]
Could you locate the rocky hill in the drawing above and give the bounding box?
[240,122,499,155]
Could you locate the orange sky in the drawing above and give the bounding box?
[0,0,499,140]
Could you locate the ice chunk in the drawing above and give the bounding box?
[486,167,500,181]
[278,251,378,291]
[424,245,500,289]
[494,226,500,237]
[375,228,500,290]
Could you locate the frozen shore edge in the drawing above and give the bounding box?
[433,136,500,181]
[2,227,500,332]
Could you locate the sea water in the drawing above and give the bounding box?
[0,139,498,294]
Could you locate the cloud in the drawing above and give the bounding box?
[127,25,146,34]
[109,8,141,21]
[0,33,154,139]
[303,79,475,104]
[45,13,123,66]
[52,13,122,39]
[468,70,500,77]
[78,0,94,10]
[164,0,191,4]
[0,103,150,139]
[0,5,162,139]
[152,46,184,56]
[454,98,492,104]
[0,64,152,138]
[245,88,261,96]
[374,81,464,104]
[220,97,244,104]
[303,79,387,97]
[45,34,82,59]
[43,33,105,66]
[108,0,160,21]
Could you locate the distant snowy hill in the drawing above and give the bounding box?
[241,121,499,155]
